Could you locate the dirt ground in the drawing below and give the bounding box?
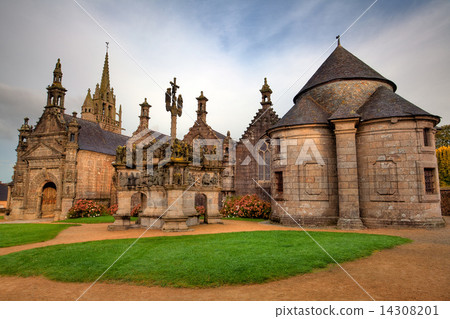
[0,218,449,301]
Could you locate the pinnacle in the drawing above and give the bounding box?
[100,51,110,93]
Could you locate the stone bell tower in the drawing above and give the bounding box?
[45,58,67,113]
[134,98,152,135]
[196,91,208,123]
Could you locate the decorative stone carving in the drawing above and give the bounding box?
[202,173,211,185]
[115,145,126,164]
[211,173,219,185]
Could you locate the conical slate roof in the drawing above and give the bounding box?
[293,45,396,103]
[271,96,329,129]
[358,86,437,121]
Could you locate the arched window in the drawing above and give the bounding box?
[258,141,271,180]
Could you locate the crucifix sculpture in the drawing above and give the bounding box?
[165,77,183,141]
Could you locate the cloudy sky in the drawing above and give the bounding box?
[0,0,449,182]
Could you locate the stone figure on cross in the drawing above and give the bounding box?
[165,77,183,140]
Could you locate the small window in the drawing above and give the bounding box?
[274,138,281,154]
[275,171,283,193]
[258,141,270,180]
[70,133,75,142]
[424,168,435,194]
[423,128,431,147]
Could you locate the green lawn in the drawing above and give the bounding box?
[0,230,410,287]
[0,223,75,248]
[57,216,138,224]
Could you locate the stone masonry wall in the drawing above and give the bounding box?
[357,118,444,227]
[235,107,278,201]
[269,125,338,226]
[76,150,115,205]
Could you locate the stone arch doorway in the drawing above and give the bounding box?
[41,182,57,218]
[195,192,208,223]
[131,192,147,218]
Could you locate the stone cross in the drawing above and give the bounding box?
[165,77,183,141]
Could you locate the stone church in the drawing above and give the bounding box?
[7,43,445,228]
[8,52,128,220]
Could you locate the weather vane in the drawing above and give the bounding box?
[106,41,109,52]
[336,35,340,46]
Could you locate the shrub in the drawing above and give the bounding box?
[195,206,205,215]
[220,194,271,219]
[437,146,450,186]
[130,204,141,217]
[106,204,118,216]
[68,199,106,219]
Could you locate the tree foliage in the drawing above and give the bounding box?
[435,125,450,148]
[436,146,450,186]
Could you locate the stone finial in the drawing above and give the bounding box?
[196,91,208,123]
[260,77,273,106]
[72,112,77,118]
[336,35,341,46]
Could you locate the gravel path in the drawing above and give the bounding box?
[0,218,449,300]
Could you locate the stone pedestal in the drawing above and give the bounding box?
[141,187,166,229]
[162,217,191,231]
[333,119,364,229]
[162,188,190,232]
[108,214,132,231]
[203,190,223,224]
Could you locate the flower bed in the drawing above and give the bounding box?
[67,199,116,219]
[220,194,270,219]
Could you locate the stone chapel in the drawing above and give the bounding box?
[267,44,444,228]
[8,52,128,220]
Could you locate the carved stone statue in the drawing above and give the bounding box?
[116,145,126,164]
[119,172,128,187]
[211,173,219,185]
[202,173,211,186]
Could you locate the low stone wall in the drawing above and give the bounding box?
[441,189,450,216]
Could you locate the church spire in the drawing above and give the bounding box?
[100,43,110,94]
[80,45,122,134]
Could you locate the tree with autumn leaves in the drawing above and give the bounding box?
[436,146,450,187]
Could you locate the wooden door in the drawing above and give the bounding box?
[41,183,57,218]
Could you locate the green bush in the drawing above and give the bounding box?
[67,199,107,219]
[220,194,271,219]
